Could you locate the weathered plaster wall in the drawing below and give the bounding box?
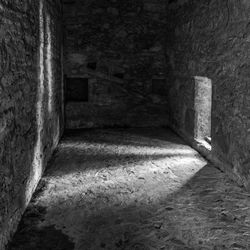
[63,0,169,128]
[0,0,63,248]
[166,0,250,189]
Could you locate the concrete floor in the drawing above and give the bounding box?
[9,128,250,250]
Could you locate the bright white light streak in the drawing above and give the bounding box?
[26,0,45,205]
[46,14,53,113]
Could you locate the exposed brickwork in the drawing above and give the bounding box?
[63,0,169,128]
[0,1,63,248]
[166,0,250,189]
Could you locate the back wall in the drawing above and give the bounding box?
[63,0,169,128]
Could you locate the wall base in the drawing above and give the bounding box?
[168,125,246,191]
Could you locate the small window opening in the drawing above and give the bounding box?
[194,76,212,148]
[66,77,88,102]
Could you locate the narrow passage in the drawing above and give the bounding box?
[9,128,250,250]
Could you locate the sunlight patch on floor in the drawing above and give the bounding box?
[39,139,206,210]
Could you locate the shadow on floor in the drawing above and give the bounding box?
[63,127,186,147]
[9,163,250,250]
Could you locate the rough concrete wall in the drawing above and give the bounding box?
[0,0,63,248]
[166,0,250,189]
[63,0,168,128]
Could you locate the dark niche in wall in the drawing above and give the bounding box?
[66,77,89,102]
[87,62,97,70]
[152,78,167,96]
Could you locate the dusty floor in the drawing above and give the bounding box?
[9,128,250,250]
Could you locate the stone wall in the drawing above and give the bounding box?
[63,0,169,128]
[166,0,250,189]
[0,0,63,248]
